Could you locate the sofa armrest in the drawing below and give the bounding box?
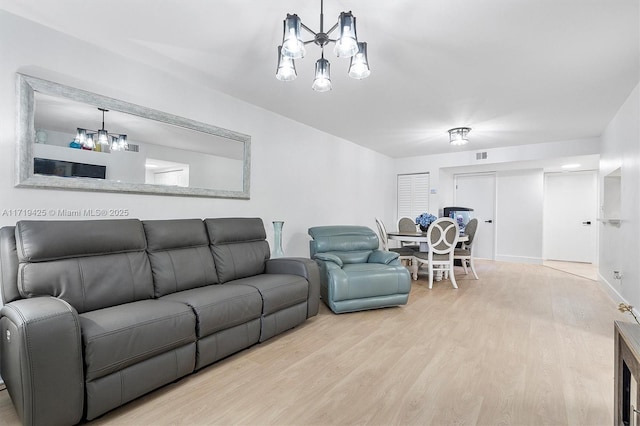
[368,250,400,265]
[1,297,84,426]
[266,257,321,317]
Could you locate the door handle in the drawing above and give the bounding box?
[582,221,591,225]
[485,220,493,223]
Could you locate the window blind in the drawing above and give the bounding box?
[397,173,430,221]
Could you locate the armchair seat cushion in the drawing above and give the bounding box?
[80,299,196,382]
[335,264,411,301]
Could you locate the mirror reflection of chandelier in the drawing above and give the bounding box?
[276,0,371,92]
[75,108,128,152]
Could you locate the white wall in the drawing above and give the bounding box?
[599,83,640,306]
[0,11,395,258]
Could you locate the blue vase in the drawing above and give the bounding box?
[272,221,284,258]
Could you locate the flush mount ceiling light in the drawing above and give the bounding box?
[561,163,581,169]
[275,0,371,92]
[75,108,128,152]
[448,127,471,146]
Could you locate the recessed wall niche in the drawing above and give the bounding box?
[602,167,621,225]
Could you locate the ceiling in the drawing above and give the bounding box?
[2,0,639,158]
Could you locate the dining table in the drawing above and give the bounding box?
[387,230,469,281]
[387,231,469,252]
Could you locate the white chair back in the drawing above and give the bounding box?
[427,217,459,255]
[374,218,389,251]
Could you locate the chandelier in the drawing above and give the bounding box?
[276,0,370,91]
[448,127,471,145]
[75,108,128,152]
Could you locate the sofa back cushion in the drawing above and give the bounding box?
[143,219,218,297]
[0,226,20,304]
[205,218,269,283]
[308,226,378,263]
[15,219,153,313]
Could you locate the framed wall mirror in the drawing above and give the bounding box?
[16,73,251,199]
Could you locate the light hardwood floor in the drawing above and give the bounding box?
[543,260,598,282]
[0,260,629,425]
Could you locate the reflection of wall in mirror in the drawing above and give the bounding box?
[143,143,243,191]
[33,138,144,183]
[30,128,243,191]
[145,162,190,187]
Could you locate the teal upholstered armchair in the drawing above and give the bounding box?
[308,226,411,313]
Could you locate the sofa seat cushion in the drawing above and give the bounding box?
[334,264,411,301]
[160,284,262,338]
[79,299,196,382]
[229,274,309,316]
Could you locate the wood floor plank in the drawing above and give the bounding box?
[0,260,629,425]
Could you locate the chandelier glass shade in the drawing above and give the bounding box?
[333,12,358,58]
[348,42,370,79]
[448,127,471,146]
[312,55,332,92]
[75,108,128,152]
[276,0,370,91]
[276,46,297,81]
[282,14,306,59]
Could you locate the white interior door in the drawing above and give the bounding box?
[454,173,496,260]
[543,171,597,263]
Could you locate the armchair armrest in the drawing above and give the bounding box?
[312,252,344,267]
[368,250,400,265]
[1,296,84,426]
[265,257,320,317]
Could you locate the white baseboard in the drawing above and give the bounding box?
[598,273,622,301]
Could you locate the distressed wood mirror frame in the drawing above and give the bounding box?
[16,73,251,199]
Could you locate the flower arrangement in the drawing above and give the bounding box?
[618,303,640,325]
[415,212,438,231]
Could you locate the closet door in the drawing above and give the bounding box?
[454,173,496,260]
[543,171,597,263]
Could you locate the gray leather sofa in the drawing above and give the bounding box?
[0,217,319,426]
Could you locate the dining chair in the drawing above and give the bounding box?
[454,218,479,279]
[375,218,415,267]
[397,217,420,250]
[412,217,460,288]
